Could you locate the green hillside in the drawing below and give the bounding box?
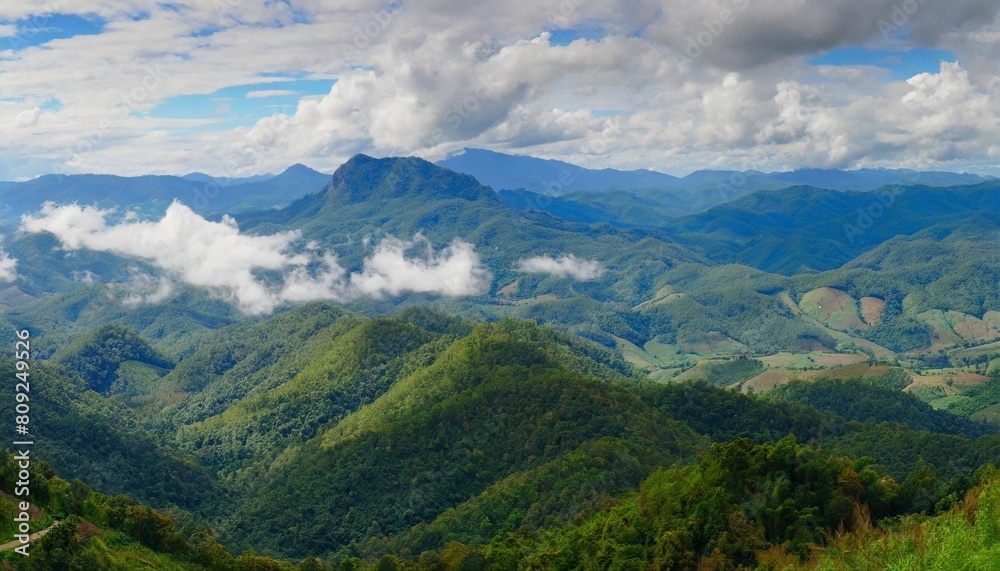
[47,305,994,564]
[8,284,238,359]
[6,307,1000,569]
[11,156,1000,381]
[52,323,174,394]
[666,183,1000,274]
[2,154,1000,568]
[0,360,220,514]
[0,452,306,570]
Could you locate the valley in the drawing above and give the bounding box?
[7,1,1000,567]
[0,152,999,569]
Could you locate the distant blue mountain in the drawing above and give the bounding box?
[0,164,330,221]
[763,168,992,191]
[207,164,331,214]
[438,148,993,195]
[437,148,680,195]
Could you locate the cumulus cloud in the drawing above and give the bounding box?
[2,0,1000,178]
[0,247,18,282]
[516,255,605,281]
[646,0,1000,69]
[281,236,492,302]
[21,201,491,314]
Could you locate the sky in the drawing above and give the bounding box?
[1,0,999,180]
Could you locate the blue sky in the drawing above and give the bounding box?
[1,11,336,137]
[810,47,959,81]
[144,79,336,132]
[2,13,106,51]
[546,27,608,46]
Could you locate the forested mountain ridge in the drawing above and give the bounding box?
[52,323,174,394]
[7,154,999,371]
[0,451,314,569]
[5,297,1000,568]
[664,182,1000,274]
[5,154,999,404]
[2,151,1000,568]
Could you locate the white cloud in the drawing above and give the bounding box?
[119,269,174,308]
[21,201,491,314]
[1,1,1000,177]
[282,236,492,302]
[644,0,1000,69]
[246,90,298,99]
[516,255,605,281]
[0,246,18,282]
[71,269,98,284]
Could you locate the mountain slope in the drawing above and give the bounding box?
[0,453,287,570]
[52,323,174,394]
[9,284,239,358]
[203,163,330,214]
[142,303,359,422]
[0,174,199,221]
[223,319,704,557]
[236,153,703,305]
[237,153,507,239]
[666,182,1000,274]
[0,360,221,512]
[11,303,1000,567]
[171,315,449,482]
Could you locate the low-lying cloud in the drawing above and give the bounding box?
[516,255,605,281]
[119,269,175,309]
[22,201,491,314]
[0,246,17,282]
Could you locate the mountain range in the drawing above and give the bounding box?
[4,153,998,366]
[1,151,1000,568]
[439,148,995,223]
[440,148,994,195]
[0,163,330,223]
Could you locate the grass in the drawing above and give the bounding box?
[798,287,868,332]
[670,358,765,388]
[794,476,1000,570]
[929,395,972,411]
[949,340,1000,361]
[0,531,201,570]
[758,352,867,370]
[971,403,1000,425]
